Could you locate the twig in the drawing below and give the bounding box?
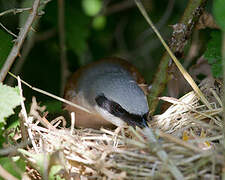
[9,72,91,113]
[0,7,32,17]
[58,0,68,96]
[0,0,40,82]
[6,3,55,86]
[7,36,35,86]
[0,22,18,38]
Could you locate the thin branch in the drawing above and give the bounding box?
[0,22,18,38]
[7,36,35,85]
[0,0,41,82]
[0,7,32,17]
[58,0,68,96]
[9,72,91,113]
[5,0,53,85]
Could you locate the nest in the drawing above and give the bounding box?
[21,78,224,180]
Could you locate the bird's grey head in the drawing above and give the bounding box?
[92,73,149,128]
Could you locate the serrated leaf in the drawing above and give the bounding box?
[0,29,13,69]
[204,31,222,78]
[0,83,23,123]
[213,0,225,31]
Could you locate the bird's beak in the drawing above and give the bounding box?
[133,115,149,128]
[141,116,149,128]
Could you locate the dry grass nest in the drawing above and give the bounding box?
[21,77,224,180]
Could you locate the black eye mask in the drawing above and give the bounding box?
[95,94,148,128]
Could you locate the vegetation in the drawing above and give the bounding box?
[0,0,225,179]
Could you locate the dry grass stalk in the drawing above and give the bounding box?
[21,86,224,179]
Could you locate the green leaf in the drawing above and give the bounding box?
[18,149,50,176]
[92,16,106,30]
[49,165,64,180]
[204,31,222,78]
[0,123,5,147]
[82,0,102,16]
[211,62,223,78]
[0,157,26,180]
[213,0,225,31]
[0,29,13,69]
[0,83,22,124]
[18,149,64,179]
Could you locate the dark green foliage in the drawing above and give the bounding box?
[0,29,12,69]
[1,0,225,179]
[65,9,91,57]
[204,31,222,78]
[213,0,225,31]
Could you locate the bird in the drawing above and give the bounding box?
[63,57,149,129]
